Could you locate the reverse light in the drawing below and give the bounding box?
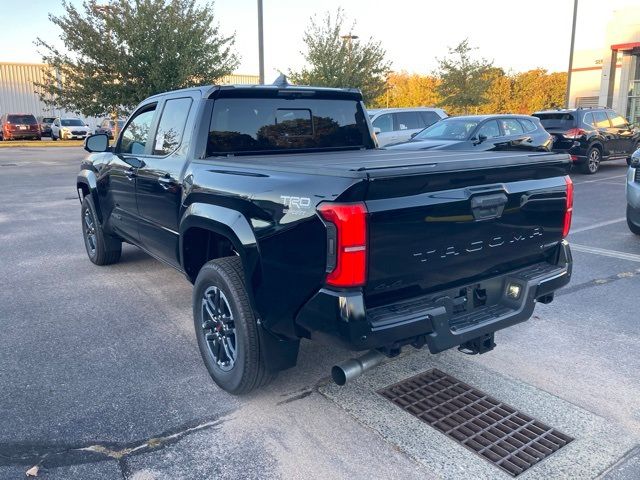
[317,202,368,288]
[562,175,573,238]
[563,128,585,140]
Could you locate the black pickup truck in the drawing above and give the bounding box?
[77,83,573,394]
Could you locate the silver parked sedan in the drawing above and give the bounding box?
[628,148,640,235]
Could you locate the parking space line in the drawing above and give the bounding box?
[570,217,626,233]
[573,174,626,185]
[571,244,640,262]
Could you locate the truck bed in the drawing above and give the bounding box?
[201,149,571,178]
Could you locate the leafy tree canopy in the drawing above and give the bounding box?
[36,0,239,118]
[435,39,493,114]
[289,9,391,104]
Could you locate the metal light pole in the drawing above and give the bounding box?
[93,3,120,137]
[257,0,264,84]
[565,0,579,108]
[341,34,358,85]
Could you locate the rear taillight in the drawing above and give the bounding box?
[569,155,578,162]
[563,128,585,139]
[562,175,573,238]
[317,202,368,287]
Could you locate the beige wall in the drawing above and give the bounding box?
[569,6,640,117]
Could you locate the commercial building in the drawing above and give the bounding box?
[0,62,258,127]
[569,5,640,125]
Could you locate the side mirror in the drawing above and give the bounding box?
[472,134,487,145]
[410,132,418,139]
[373,127,381,135]
[84,133,109,153]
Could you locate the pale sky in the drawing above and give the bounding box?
[0,0,637,81]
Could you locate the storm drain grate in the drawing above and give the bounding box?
[378,369,573,476]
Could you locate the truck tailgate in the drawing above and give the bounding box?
[363,156,570,303]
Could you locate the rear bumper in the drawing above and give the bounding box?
[4,131,40,139]
[296,241,572,353]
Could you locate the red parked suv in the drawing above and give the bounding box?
[0,113,41,141]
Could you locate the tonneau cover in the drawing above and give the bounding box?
[201,149,570,178]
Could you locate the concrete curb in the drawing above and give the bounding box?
[320,349,639,480]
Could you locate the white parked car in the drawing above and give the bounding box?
[368,107,448,147]
[51,117,92,141]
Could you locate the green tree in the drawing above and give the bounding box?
[289,9,391,104]
[35,0,238,124]
[435,39,493,114]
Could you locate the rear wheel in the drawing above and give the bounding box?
[628,205,640,235]
[81,195,122,265]
[193,256,275,394]
[581,147,601,174]
[51,132,58,141]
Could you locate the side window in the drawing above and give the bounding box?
[593,111,610,128]
[119,106,156,155]
[582,112,595,127]
[477,120,501,138]
[372,114,393,133]
[607,111,628,128]
[420,111,441,127]
[501,119,524,136]
[153,97,192,155]
[518,119,537,133]
[394,111,423,130]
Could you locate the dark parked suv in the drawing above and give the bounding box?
[0,113,41,141]
[533,107,640,174]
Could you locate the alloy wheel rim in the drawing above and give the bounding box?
[589,150,600,172]
[83,209,97,256]
[201,286,237,371]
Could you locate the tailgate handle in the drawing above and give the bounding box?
[471,193,507,221]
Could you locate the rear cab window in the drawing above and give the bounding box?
[207,95,372,156]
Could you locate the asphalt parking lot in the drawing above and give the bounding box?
[0,147,639,480]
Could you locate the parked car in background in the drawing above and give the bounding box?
[533,107,640,174]
[368,107,447,146]
[0,113,41,141]
[51,117,92,140]
[386,114,552,152]
[627,148,640,235]
[95,118,125,139]
[37,116,56,137]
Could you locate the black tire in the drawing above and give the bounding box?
[580,146,601,174]
[193,256,275,394]
[81,195,122,265]
[51,133,58,141]
[628,205,640,236]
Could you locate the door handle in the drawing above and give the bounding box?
[125,168,137,180]
[158,174,177,190]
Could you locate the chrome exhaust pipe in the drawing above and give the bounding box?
[331,350,387,386]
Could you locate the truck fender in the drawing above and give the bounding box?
[76,170,104,223]
[179,203,260,286]
[179,203,299,371]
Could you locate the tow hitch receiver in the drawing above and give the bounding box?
[458,333,495,355]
